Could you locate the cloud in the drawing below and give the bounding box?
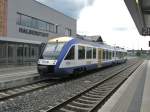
[77,0,150,50]
[36,0,95,19]
[113,27,128,31]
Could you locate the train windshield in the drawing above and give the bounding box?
[42,42,65,60]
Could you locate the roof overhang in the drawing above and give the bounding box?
[124,0,150,36]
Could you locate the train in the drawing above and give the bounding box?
[37,36,127,78]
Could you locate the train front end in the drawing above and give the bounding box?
[38,37,66,76]
[37,37,73,77]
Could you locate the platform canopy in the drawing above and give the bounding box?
[124,0,150,36]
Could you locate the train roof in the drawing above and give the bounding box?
[48,36,127,52]
[48,36,73,43]
[0,37,41,44]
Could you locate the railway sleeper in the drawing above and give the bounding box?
[64,104,91,112]
[72,100,95,107]
[75,98,97,105]
[59,108,75,112]
[88,91,106,95]
[77,98,98,103]
[80,96,100,101]
[70,101,94,108]
[84,93,103,98]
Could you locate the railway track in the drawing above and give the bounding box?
[0,77,60,101]
[42,61,142,112]
[0,60,142,105]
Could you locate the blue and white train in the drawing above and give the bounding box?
[38,36,127,78]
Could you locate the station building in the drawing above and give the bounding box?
[0,0,76,65]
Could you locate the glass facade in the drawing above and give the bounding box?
[17,13,58,33]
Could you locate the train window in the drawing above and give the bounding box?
[106,51,109,59]
[108,51,111,59]
[93,48,96,59]
[112,51,114,57]
[117,51,119,57]
[86,47,92,59]
[78,45,85,59]
[103,50,105,60]
[65,46,75,60]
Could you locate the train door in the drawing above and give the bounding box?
[98,48,102,67]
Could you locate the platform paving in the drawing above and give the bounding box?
[0,65,39,90]
[98,60,150,112]
[140,61,150,112]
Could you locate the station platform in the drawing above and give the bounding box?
[98,60,150,112]
[0,65,39,90]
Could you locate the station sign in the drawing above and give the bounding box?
[142,27,150,36]
[19,27,49,37]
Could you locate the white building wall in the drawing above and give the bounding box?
[7,0,76,42]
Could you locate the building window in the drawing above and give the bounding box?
[86,47,92,59]
[31,48,35,57]
[46,23,50,32]
[55,25,58,33]
[16,13,21,25]
[20,15,32,27]
[65,46,75,60]
[0,44,6,58]
[78,45,85,59]
[17,13,57,33]
[17,47,23,57]
[38,20,47,31]
[31,18,38,29]
[93,48,96,59]
[49,23,55,32]
[65,28,72,36]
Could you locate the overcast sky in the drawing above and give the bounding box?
[37,0,150,50]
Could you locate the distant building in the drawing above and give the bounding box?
[0,0,76,42]
[76,34,103,43]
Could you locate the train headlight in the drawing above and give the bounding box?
[38,60,41,64]
[38,59,57,65]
